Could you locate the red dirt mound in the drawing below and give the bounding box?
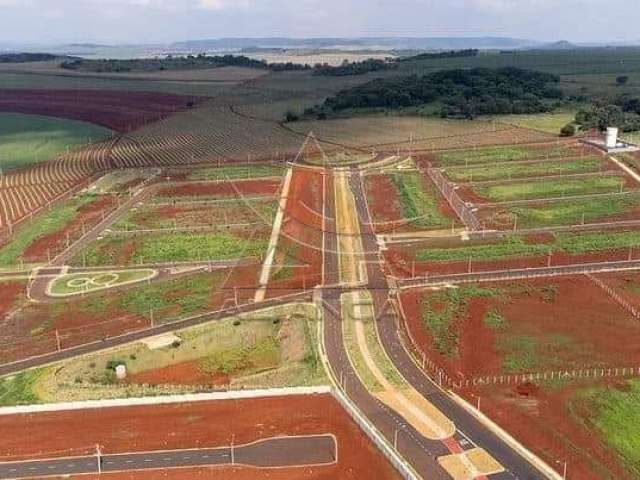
[0,89,204,132]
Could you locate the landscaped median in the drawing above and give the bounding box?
[47,269,158,297]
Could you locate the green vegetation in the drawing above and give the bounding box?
[421,286,500,356]
[499,335,540,372]
[0,369,45,406]
[475,176,624,202]
[581,380,640,476]
[492,111,576,134]
[507,193,640,228]
[78,231,268,266]
[484,310,507,329]
[391,172,449,228]
[0,113,111,172]
[62,54,310,73]
[22,304,324,403]
[188,165,285,181]
[314,67,562,119]
[0,52,58,63]
[417,229,640,264]
[119,274,217,321]
[49,269,156,296]
[0,194,96,266]
[437,144,572,166]
[416,236,551,263]
[445,157,602,182]
[341,292,405,391]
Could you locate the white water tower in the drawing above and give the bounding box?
[115,364,127,380]
[605,127,619,149]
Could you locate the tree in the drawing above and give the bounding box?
[616,76,630,86]
[560,123,576,137]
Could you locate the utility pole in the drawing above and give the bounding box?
[96,444,102,475]
[231,434,235,465]
[55,330,61,351]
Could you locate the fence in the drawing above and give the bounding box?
[424,163,482,231]
[586,273,640,319]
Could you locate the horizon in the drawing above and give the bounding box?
[1,0,638,46]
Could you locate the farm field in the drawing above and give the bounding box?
[0,393,399,479]
[154,178,280,200]
[0,112,111,172]
[287,116,554,151]
[185,164,285,181]
[491,111,577,134]
[3,303,324,402]
[0,89,203,133]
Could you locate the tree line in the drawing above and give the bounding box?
[305,67,563,120]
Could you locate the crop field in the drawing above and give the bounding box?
[154,178,280,200]
[387,229,640,277]
[0,112,111,172]
[185,164,285,181]
[287,116,553,151]
[0,89,203,133]
[364,172,458,232]
[0,193,117,267]
[443,156,608,183]
[0,271,232,364]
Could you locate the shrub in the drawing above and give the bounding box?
[560,123,576,137]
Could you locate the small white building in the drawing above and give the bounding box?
[581,126,639,153]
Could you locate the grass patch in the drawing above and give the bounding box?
[0,194,97,266]
[188,165,285,181]
[0,113,111,172]
[416,236,551,263]
[475,176,625,202]
[492,111,576,134]
[500,335,540,373]
[0,369,45,406]
[580,380,640,477]
[49,269,156,296]
[556,230,640,255]
[436,144,573,166]
[421,286,501,356]
[506,192,640,228]
[391,172,449,228]
[484,310,507,329]
[446,157,602,183]
[119,274,217,321]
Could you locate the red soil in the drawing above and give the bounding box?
[365,174,404,226]
[268,168,323,297]
[158,180,280,198]
[22,196,116,262]
[0,89,203,133]
[0,394,399,480]
[0,281,24,315]
[399,276,640,380]
[128,360,229,387]
[459,379,631,480]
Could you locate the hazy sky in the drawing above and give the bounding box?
[1,0,638,45]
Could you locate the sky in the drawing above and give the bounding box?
[0,0,638,45]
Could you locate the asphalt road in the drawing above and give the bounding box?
[0,435,336,479]
[349,169,545,479]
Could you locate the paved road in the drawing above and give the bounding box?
[0,435,336,479]
[348,169,546,479]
